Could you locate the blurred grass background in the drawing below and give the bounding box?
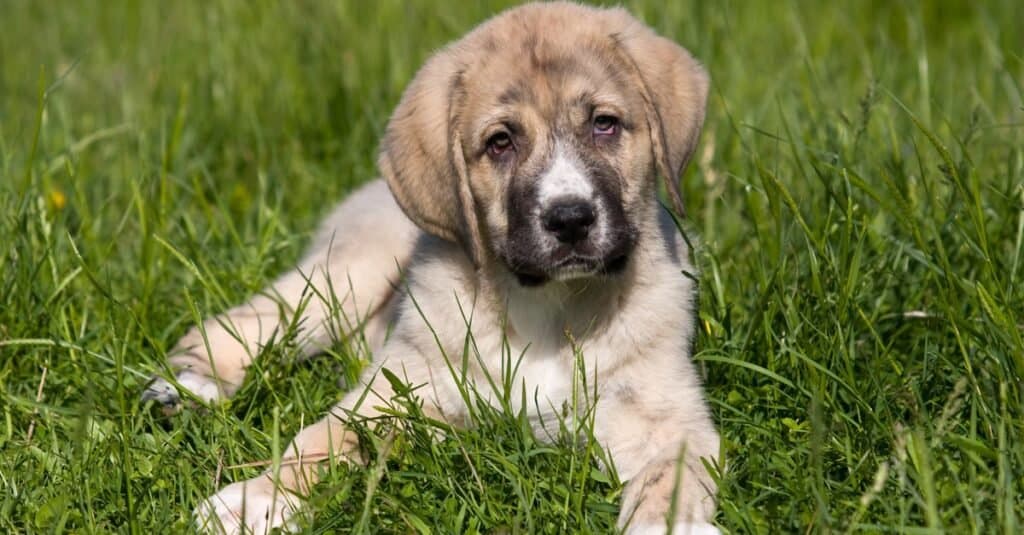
[1,0,1022,532]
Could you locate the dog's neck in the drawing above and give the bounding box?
[481,237,658,351]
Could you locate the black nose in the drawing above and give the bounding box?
[542,199,596,244]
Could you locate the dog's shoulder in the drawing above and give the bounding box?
[406,233,476,293]
[390,234,480,344]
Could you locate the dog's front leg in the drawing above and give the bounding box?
[141,265,341,412]
[193,366,398,535]
[193,350,455,535]
[142,180,418,413]
[596,378,721,535]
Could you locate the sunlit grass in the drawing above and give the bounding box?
[1,1,1022,532]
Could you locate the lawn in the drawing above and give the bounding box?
[1,1,1022,533]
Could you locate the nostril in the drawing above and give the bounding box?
[542,200,597,243]
[543,202,595,231]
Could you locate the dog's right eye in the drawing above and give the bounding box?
[486,132,514,158]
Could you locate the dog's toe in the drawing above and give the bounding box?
[194,478,303,535]
[624,522,722,535]
[672,523,722,535]
[141,376,183,415]
[174,370,224,403]
[142,371,224,415]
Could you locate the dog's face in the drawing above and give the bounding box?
[380,2,709,286]
[461,45,654,285]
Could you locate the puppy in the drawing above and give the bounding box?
[143,3,720,534]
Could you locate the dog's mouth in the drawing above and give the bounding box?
[512,253,630,287]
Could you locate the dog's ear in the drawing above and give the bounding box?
[611,16,710,216]
[378,47,485,265]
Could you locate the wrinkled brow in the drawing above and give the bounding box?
[470,108,522,141]
[498,85,525,105]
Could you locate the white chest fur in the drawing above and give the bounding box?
[467,283,608,430]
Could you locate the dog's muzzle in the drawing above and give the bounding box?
[542,197,596,244]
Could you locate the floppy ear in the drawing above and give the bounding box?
[378,46,485,265]
[612,18,710,216]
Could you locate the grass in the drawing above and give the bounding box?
[1,0,1022,532]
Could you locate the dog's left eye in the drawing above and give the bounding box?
[593,115,618,136]
[486,132,514,158]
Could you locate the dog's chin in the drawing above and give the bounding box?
[511,254,630,287]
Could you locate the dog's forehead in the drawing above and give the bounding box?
[455,5,635,111]
[478,55,609,105]
[458,45,634,141]
[467,1,634,46]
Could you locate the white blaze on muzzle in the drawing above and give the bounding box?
[537,143,595,207]
[532,143,612,254]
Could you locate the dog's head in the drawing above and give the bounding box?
[380,2,708,286]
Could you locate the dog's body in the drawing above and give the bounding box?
[144,3,720,534]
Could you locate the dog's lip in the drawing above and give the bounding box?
[554,254,599,269]
[600,253,630,274]
[511,253,629,286]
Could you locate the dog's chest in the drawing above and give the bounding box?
[471,336,580,424]
[470,296,613,422]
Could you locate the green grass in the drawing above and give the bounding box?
[2,0,1023,533]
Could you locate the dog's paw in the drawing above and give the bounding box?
[625,522,722,535]
[141,371,223,415]
[141,376,183,415]
[194,476,304,535]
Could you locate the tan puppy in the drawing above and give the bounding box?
[144,3,720,533]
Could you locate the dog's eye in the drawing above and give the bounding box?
[486,132,513,157]
[593,115,618,136]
